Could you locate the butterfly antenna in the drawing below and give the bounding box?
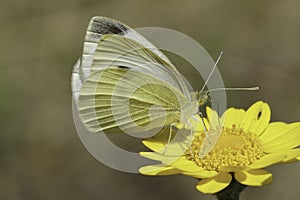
[206,86,259,92]
[200,51,223,93]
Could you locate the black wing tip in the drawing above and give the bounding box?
[88,16,129,35]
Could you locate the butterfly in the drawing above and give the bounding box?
[71,16,223,156]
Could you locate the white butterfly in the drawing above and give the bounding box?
[71,16,258,157]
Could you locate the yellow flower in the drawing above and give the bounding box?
[139,101,300,194]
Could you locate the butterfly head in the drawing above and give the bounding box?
[196,90,210,107]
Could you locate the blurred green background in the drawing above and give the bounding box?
[0,0,299,199]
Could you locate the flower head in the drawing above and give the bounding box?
[139,101,300,194]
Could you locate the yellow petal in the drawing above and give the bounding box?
[206,106,220,130]
[262,122,300,152]
[162,156,202,172]
[177,115,207,131]
[162,140,190,157]
[142,139,165,151]
[175,122,184,129]
[183,170,219,179]
[143,128,194,156]
[240,101,270,135]
[187,115,206,131]
[281,148,300,162]
[202,118,210,131]
[142,126,178,151]
[196,173,232,194]
[206,106,213,121]
[187,115,210,132]
[139,164,180,176]
[259,122,287,143]
[249,153,286,169]
[221,108,246,129]
[139,152,164,161]
[235,169,273,186]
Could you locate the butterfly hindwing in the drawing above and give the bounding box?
[78,68,189,133]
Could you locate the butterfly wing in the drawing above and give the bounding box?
[78,68,190,133]
[72,16,192,102]
[73,16,198,134]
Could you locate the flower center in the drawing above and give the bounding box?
[185,125,265,172]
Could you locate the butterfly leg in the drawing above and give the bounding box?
[162,123,176,155]
[198,112,208,132]
[196,112,213,158]
[197,111,223,158]
[185,119,195,158]
[197,112,213,147]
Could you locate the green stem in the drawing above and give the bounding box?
[215,177,247,200]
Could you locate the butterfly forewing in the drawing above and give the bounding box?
[90,34,192,99]
[72,17,192,102]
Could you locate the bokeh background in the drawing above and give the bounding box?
[1,0,299,199]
